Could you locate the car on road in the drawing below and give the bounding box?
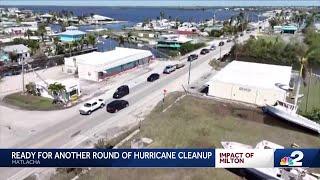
[226,39,232,43]
[106,100,129,113]
[210,45,216,50]
[147,73,160,82]
[175,63,185,69]
[79,98,105,115]
[113,85,129,99]
[200,48,210,55]
[219,41,225,46]
[163,65,176,74]
[240,33,244,36]
[187,54,198,61]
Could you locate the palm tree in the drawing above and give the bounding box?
[48,82,66,104]
[87,34,96,48]
[25,29,33,40]
[72,40,80,51]
[53,37,60,55]
[37,23,47,42]
[79,37,85,51]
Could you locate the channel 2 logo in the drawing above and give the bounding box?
[280,150,304,167]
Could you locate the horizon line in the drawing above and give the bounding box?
[1,1,320,7]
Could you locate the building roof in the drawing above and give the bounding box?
[68,47,153,70]
[3,44,29,53]
[58,30,86,36]
[207,61,292,91]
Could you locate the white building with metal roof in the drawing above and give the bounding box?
[206,61,292,106]
[64,47,153,82]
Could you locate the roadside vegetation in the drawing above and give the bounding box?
[230,36,307,69]
[3,92,63,111]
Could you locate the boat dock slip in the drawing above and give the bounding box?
[263,104,320,134]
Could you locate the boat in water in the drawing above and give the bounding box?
[262,65,320,134]
[221,140,319,180]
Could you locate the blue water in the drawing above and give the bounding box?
[5,6,266,24]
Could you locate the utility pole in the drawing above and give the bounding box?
[188,60,191,85]
[21,56,25,94]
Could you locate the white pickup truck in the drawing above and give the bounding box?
[79,98,105,115]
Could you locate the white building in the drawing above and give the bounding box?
[3,44,30,64]
[206,61,292,106]
[64,47,153,82]
[35,78,81,101]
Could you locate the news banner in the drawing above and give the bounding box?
[0,149,319,168]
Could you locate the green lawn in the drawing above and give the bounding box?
[55,92,319,180]
[299,75,320,113]
[3,92,63,111]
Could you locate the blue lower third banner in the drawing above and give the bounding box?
[0,149,215,167]
[274,149,320,168]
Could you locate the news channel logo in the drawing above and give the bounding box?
[279,150,303,167]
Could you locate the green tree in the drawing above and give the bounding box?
[28,40,40,55]
[37,23,47,42]
[48,82,66,104]
[87,34,96,47]
[25,29,33,40]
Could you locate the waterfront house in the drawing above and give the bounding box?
[57,30,86,42]
[2,44,30,64]
[157,34,193,49]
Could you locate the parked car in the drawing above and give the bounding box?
[163,65,176,74]
[79,98,105,115]
[113,85,129,99]
[210,45,216,50]
[219,41,225,46]
[106,100,129,113]
[200,48,210,55]
[240,33,244,36]
[147,73,160,82]
[175,63,185,69]
[187,54,198,61]
[226,39,232,43]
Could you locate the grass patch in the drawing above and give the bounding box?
[68,92,319,180]
[299,75,320,113]
[3,92,63,111]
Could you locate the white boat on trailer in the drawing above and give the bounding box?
[221,140,319,180]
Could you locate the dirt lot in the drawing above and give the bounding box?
[51,92,320,180]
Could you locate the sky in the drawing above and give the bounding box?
[1,0,319,7]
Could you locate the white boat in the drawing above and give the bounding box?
[263,101,320,134]
[221,140,318,180]
[262,65,320,134]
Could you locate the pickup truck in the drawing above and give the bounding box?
[79,98,105,115]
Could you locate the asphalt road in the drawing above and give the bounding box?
[2,36,245,179]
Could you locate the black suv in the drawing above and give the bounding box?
[200,48,210,55]
[106,100,129,113]
[219,41,225,46]
[188,54,199,61]
[113,85,129,99]
[147,73,160,82]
